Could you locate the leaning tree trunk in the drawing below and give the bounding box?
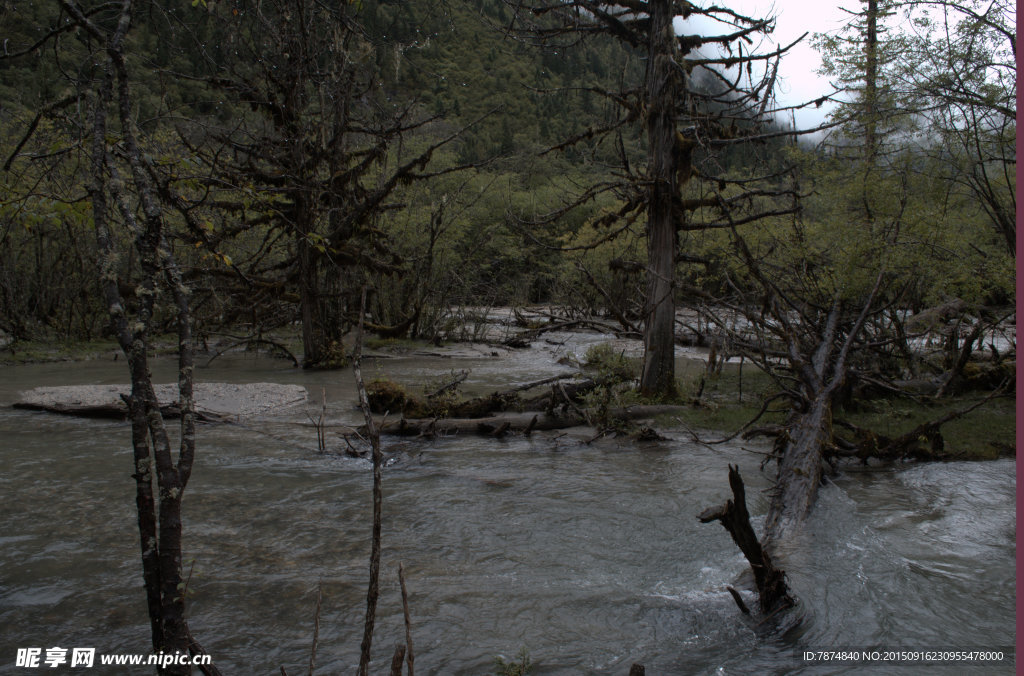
[760,286,879,549]
[762,395,832,546]
[86,61,171,651]
[701,300,859,613]
[639,0,681,399]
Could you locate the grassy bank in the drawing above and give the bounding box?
[665,358,1014,461]
[0,338,122,365]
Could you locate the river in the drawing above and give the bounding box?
[0,335,1015,674]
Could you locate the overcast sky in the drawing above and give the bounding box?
[677,0,858,130]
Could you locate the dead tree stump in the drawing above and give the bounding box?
[699,465,794,615]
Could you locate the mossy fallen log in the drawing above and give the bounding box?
[366,374,596,419]
[370,404,688,437]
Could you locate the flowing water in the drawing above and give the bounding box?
[0,337,1016,674]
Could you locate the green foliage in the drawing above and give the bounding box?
[689,141,1014,322]
[0,338,122,365]
[842,396,1016,461]
[582,343,639,382]
[366,377,418,416]
[813,0,913,151]
[360,0,641,164]
[577,342,643,429]
[0,123,109,341]
[580,382,643,432]
[318,341,348,369]
[813,0,1015,260]
[420,371,465,417]
[552,202,647,316]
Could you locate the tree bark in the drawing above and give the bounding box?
[298,231,323,368]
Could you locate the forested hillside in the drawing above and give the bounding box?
[0,0,807,349]
[0,0,1013,402]
[1,0,1011,352]
[0,0,634,347]
[0,0,1012,482]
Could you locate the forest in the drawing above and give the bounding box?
[0,0,1015,673]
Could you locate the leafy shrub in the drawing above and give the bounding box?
[494,648,532,676]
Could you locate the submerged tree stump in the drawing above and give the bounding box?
[699,465,794,615]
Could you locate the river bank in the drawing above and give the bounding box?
[2,321,1013,461]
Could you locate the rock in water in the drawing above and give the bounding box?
[14,383,307,420]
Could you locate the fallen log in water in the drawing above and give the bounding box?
[368,373,629,420]
[370,405,688,437]
[367,373,582,418]
[502,316,628,348]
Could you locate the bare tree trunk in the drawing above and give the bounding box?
[355,286,384,676]
[298,233,323,368]
[639,0,681,399]
[66,0,204,670]
[86,64,167,650]
[295,186,330,370]
[863,0,880,162]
